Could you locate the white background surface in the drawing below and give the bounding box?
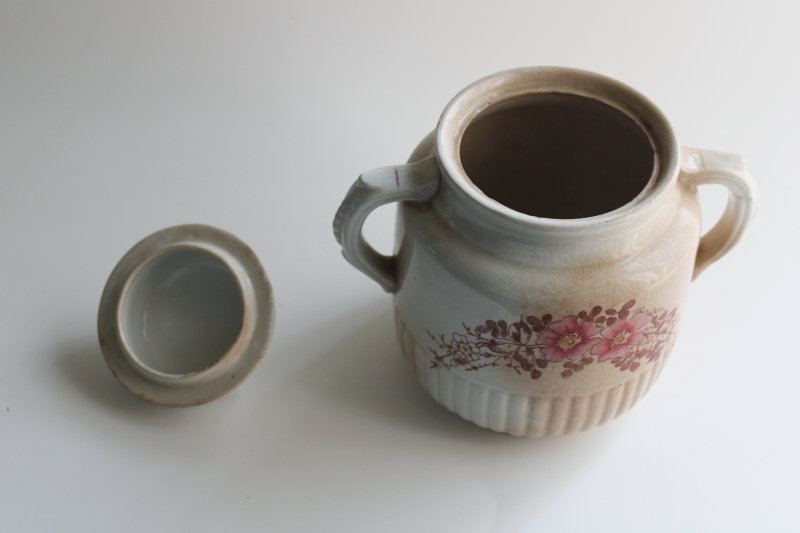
[1,1,798,531]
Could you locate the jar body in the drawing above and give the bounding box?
[333,67,757,437]
[392,136,702,437]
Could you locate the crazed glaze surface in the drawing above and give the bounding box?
[334,67,758,436]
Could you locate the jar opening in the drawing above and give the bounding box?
[436,67,680,235]
[459,93,656,219]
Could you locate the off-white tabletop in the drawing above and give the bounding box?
[1,2,797,531]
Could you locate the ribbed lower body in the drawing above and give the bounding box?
[396,314,666,437]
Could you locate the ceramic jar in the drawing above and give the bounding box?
[334,67,758,437]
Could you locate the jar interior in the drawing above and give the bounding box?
[120,248,244,375]
[459,93,655,219]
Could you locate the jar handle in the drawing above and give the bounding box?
[679,147,759,280]
[333,156,440,293]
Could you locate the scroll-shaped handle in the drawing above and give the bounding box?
[333,156,440,292]
[680,147,759,280]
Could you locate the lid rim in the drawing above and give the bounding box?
[98,224,275,407]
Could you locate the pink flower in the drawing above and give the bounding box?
[592,313,652,361]
[537,316,602,362]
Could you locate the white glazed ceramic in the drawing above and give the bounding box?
[98,224,275,407]
[334,67,758,437]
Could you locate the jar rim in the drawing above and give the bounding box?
[434,66,681,235]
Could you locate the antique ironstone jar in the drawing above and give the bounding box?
[334,67,758,437]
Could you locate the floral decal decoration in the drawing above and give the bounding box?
[427,300,678,380]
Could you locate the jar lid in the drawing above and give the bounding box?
[97,224,275,407]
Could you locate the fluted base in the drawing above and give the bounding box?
[396,315,666,437]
